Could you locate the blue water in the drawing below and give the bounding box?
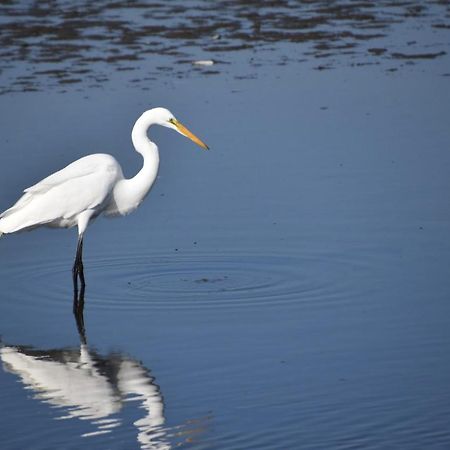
[0,1,450,449]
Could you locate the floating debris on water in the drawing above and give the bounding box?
[192,60,215,66]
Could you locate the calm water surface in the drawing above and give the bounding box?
[0,1,450,449]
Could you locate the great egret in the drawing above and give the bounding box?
[0,107,208,295]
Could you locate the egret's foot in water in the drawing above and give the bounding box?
[73,284,86,344]
[72,235,86,300]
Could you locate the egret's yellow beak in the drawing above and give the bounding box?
[171,119,209,150]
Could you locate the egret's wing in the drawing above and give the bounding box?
[27,153,122,194]
[0,154,121,219]
[0,154,123,233]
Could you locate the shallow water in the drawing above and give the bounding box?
[1,1,450,449]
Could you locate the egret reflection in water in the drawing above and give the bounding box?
[0,312,207,449]
[0,344,169,448]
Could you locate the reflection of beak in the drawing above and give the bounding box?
[173,120,209,150]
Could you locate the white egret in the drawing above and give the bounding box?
[0,107,208,294]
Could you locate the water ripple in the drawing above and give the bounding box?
[3,249,374,312]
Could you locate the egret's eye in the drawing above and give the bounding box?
[168,118,176,125]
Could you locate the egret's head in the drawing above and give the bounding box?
[146,107,209,150]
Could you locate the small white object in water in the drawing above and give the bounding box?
[192,60,215,66]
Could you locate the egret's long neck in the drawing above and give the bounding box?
[111,113,160,216]
[131,114,160,186]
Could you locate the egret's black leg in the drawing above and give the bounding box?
[73,298,87,345]
[73,286,87,344]
[72,234,87,342]
[72,234,85,310]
